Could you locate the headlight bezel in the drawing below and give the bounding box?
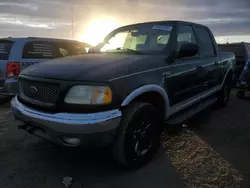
[64,84,113,105]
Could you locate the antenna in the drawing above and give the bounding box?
[226,38,229,44]
[71,0,74,40]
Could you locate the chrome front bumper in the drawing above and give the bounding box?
[11,96,122,146]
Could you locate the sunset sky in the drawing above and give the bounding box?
[0,0,249,46]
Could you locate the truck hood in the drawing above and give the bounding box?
[21,53,164,81]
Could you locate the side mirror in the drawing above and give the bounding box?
[177,43,199,59]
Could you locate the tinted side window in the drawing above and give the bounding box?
[22,41,61,59]
[195,27,215,57]
[0,40,13,60]
[177,25,197,51]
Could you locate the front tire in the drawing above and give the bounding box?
[113,102,160,169]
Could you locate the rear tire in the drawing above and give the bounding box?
[112,102,160,169]
[216,75,232,107]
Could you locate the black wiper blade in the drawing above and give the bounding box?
[116,47,141,54]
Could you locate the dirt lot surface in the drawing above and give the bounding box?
[0,90,250,188]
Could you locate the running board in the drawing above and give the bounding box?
[166,97,217,125]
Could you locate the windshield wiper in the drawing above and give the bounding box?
[115,47,141,54]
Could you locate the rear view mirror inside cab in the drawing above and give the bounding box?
[130,30,140,37]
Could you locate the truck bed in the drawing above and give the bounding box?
[218,43,250,80]
[219,52,236,69]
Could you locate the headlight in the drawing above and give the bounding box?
[64,85,112,105]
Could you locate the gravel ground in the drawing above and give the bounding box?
[0,90,250,188]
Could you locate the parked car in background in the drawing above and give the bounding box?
[0,37,91,102]
[11,21,235,168]
[218,42,250,82]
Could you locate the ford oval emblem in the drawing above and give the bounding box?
[29,86,38,94]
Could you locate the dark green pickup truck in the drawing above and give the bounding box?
[11,20,235,168]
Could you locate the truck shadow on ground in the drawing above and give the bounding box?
[10,139,184,188]
[174,94,250,187]
[0,122,184,188]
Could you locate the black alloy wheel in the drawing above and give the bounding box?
[113,102,160,168]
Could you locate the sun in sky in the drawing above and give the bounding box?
[78,15,250,46]
[79,16,121,46]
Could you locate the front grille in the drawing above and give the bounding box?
[19,78,60,105]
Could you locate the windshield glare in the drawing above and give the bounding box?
[100,25,172,53]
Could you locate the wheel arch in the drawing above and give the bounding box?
[222,67,234,86]
[120,85,170,119]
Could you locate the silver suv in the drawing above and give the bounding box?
[0,37,91,101]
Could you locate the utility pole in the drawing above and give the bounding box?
[71,0,74,40]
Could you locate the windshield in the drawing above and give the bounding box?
[97,24,173,53]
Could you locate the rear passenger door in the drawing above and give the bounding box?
[21,41,61,71]
[194,26,222,90]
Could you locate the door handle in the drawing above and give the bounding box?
[162,72,172,77]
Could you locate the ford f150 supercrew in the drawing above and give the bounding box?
[11,21,235,168]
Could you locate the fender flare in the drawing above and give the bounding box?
[222,65,234,87]
[121,84,170,117]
